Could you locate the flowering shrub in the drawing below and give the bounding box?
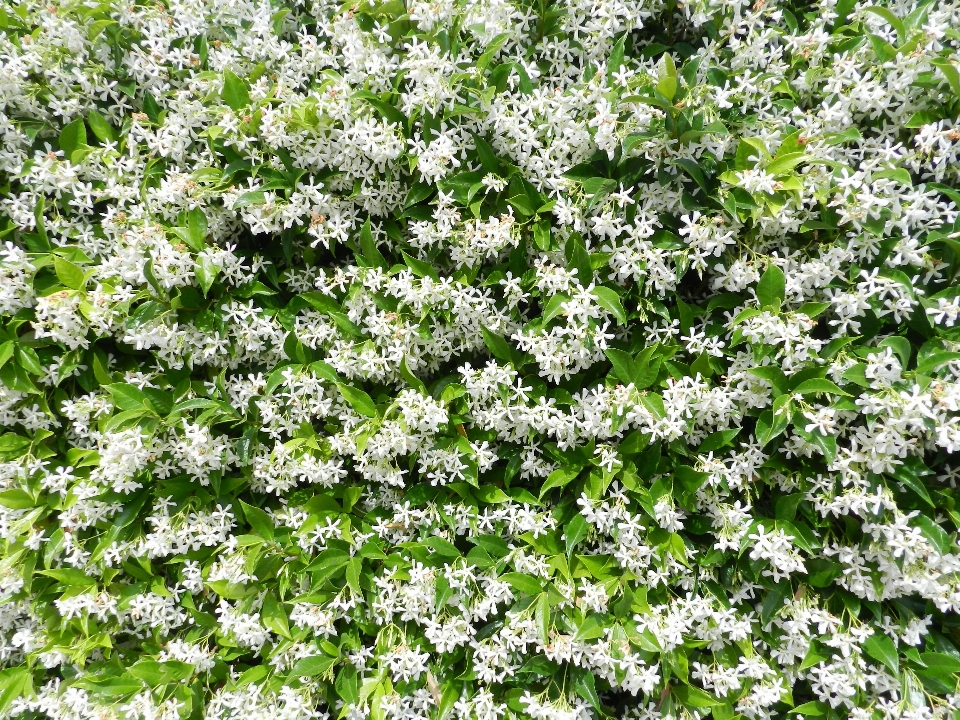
[2,0,960,717]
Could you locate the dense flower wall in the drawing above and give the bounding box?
[2,0,960,718]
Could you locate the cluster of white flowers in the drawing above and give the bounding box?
[2,0,960,718]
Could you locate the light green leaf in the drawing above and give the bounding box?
[591,286,627,324]
[291,655,336,677]
[424,536,460,557]
[195,255,220,295]
[59,118,87,160]
[54,257,85,290]
[757,264,785,308]
[535,592,550,644]
[501,572,542,595]
[337,383,378,417]
[221,69,250,110]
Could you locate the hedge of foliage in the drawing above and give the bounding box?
[2,0,960,718]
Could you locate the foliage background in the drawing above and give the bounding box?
[1,0,960,718]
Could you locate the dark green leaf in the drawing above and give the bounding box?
[864,634,899,675]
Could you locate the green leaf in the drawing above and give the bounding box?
[698,428,740,452]
[675,465,708,507]
[792,378,850,396]
[775,493,804,521]
[221,69,250,110]
[887,466,934,507]
[533,217,551,251]
[580,177,617,209]
[673,158,707,192]
[262,593,291,639]
[797,301,832,319]
[574,614,607,641]
[87,110,115,142]
[604,348,638,385]
[337,383,378,417]
[401,250,440,281]
[540,465,582,497]
[0,489,35,509]
[566,234,593,286]
[790,701,829,716]
[656,54,678,101]
[918,652,960,675]
[564,513,590,557]
[360,95,408,131]
[169,397,239,419]
[404,181,434,208]
[863,6,904,42]
[309,360,344,386]
[915,351,960,375]
[305,548,351,574]
[673,684,721,708]
[932,58,960,97]
[906,109,941,128]
[105,383,159,415]
[591,286,627,324]
[573,669,602,712]
[469,132,503,173]
[54,256,85,290]
[474,485,511,503]
[506,193,537,217]
[0,667,33,716]
[16,345,44,376]
[748,367,788,395]
[805,558,842,588]
[634,353,662,390]
[39,568,97,587]
[233,190,266,209]
[359,218,387,269]
[501,572,542,595]
[477,33,511,71]
[291,655,336,677]
[0,433,30,454]
[398,357,426,393]
[0,342,13,370]
[128,661,194,686]
[767,152,810,176]
[543,293,570,324]
[608,34,626,79]
[195,255,220,295]
[239,499,275,541]
[535,592,550,644]
[864,633,899,675]
[913,514,952,556]
[59,118,87,160]
[481,326,514,363]
[424,536,460,557]
[756,264,785,308]
[185,207,208,251]
[873,168,912,186]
